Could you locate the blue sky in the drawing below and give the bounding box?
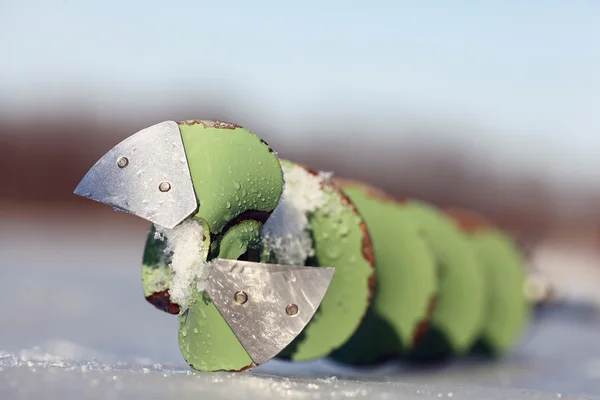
[1,1,599,185]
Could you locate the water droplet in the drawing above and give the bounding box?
[181,329,187,337]
[200,309,206,319]
[241,189,247,197]
[339,224,350,237]
[226,201,231,209]
[327,246,341,259]
[233,181,241,190]
[193,328,199,334]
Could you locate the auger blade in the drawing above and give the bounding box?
[74,121,197,229]
[204,259,335,365]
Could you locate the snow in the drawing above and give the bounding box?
[261,164,329,266]
[4,215,600,399]
[2,330,599,400]
[154,219,209,311]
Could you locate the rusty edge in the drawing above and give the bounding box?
[334,177,443,347]
[294,164,377,305]
[177,119,274,153]
[411,296,438,346]
[177,119,240,129]
[188,361,258,373]
[444,207,493,233]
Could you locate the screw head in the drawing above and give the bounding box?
[159,182,171,192]
[285,303,299,316]
[234,291,248,305]
[116,157,129,168]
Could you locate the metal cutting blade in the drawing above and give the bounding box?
[73,120,198,229]
[204,259,335,365]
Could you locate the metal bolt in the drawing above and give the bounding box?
[234,291,248,305]
[159,182,171,192]
[116,157,129,168]
[285,303,299,316]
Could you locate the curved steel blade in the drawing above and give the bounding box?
[73,121,198,229]
[204,259,335,365]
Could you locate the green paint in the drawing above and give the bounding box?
[404,201,486,360]
[217,219,263,261]
[178,121,284,235]
[470,229,530,355]
[179,291,253,372]
[274,161,374,361]
[330,184,438,365]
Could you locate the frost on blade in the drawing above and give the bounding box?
[154,219,210,312]
[261,163,330,266]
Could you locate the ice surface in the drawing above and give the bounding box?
[261,164,329,266]
[3,216,600,399]
[154,219,209,311]
[2,339,599,400]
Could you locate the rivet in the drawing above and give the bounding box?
[286,303,299,316]
[234,291,248,305]
[116,157,129,168]
[159,182,171,192]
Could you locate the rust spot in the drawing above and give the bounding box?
[235,362,257,372]
[412,295,438,346]
[178,120,239,129]
[146,290,180,315]
[197,362,257,373]
[334,184,377,302]
[445,207,493,234]
[361,221,377,301]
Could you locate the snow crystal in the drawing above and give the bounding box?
[261,164,329,266]
[154,219,209,312]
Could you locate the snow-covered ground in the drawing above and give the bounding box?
[2,211,600,399]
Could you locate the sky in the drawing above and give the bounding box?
[1,1,599,186]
